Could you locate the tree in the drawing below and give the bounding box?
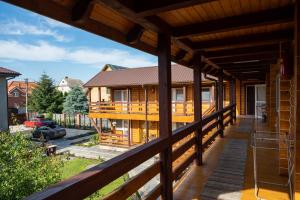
[28,74,64,114]
[63,86,88,114]
[0,132,62,200]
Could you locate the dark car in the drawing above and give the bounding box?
[32,125,66,141]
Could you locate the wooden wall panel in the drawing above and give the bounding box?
[131,120,141,143]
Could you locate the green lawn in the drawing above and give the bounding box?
[61,157,127,199]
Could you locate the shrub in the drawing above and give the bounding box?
[0,132,62,200]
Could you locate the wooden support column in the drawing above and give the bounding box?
[183,86,187,115]
[98,87,102,139]
[233,79,237,121]
[294,1,300,198]
[145,87,149,142]
[158,33,172,200]
[229,79,234,125]
[215,81,219,111]
[218,69,224,137]
[193,54,203,166]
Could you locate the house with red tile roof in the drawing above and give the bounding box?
[7,81,38,114]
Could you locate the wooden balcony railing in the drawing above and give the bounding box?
[89,101,212,116]
[25,104,236,200]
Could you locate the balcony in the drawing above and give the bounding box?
[26,104,238,200]
[89,101,215,122]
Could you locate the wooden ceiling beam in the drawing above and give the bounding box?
[126,25,145,44]
[204,44,282,59]
[173,5,294,38]
[175,50,187,60]
[226,67,267,73]
[118,0,216,17]
[71,0,94,21]
[212,53,279,64]
[192,30,293,50]
[220,60,276,68]
[98,0,194,53]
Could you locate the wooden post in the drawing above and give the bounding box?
[158,32,172,200]
[218,69,224,138]
[145,87,149,142]
[128,120,131,146]
[233,79,237,121]
[127,88,130,113]
[215,81,219,111]
[229,79,234,125]
[193,54,203,166]
[183,86,187,115]
[99,87,102,141]
[294,2,300,198]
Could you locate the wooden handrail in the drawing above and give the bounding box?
[103,162,161,200]
[25,138,167,200]
[26,104,236,200]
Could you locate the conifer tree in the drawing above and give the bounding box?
[28,74,64,114]
[63,86,88,114]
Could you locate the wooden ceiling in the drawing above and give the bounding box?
[2,0,296,81]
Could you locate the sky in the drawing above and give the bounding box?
[0,2,157,84]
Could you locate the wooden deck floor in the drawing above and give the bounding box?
[173,117,290,200]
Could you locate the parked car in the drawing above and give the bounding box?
[32,125,66,141]
[24,117,55,128]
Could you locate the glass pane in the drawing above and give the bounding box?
[257,86,266,101]
[114,90,122,101]
[122,90,128,101]
[115,120,123,128]
[202,88,210,102]
[176,89,184,101]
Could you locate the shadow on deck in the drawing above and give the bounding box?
[174,117,290,200]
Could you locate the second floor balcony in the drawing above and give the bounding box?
[89,101,217,122]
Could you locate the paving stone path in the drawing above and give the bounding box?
[201,139,248,200]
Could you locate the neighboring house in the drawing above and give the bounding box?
[57,76,84,94]
[89,64,128,102]
[0,67,20,131]
[84,64,229,146]
[7,81,37,114]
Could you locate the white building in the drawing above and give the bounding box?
[57,76,84,94]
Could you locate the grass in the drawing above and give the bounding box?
[61,157,128,199]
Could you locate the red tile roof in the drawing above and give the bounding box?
[84,64,208,87]
[0,67,21,77]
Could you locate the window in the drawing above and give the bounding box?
[172,88,184,102]
[13,90,19,97]
[202,88,211,102]
[114,120,123,128]
[113,90,128,102]
[106,88,111,94]
[172,122,185,131]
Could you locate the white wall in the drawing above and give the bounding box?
[0,77,8,131]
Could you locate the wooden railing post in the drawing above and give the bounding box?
[218,69,224,138]
[229,79,234,125]
[145,87,149,142]
[158,32,172,200]
[193,54,203,166]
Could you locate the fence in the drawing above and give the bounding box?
[52,113,93,130]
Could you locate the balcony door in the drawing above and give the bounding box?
[255,84,266,118]
[113,89,128,112]
[172,88,185,114]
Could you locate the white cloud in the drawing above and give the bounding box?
[0,40,156,67]
[0,19,69,42]
[42,17,71,29]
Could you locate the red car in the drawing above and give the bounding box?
[24,118,55,128]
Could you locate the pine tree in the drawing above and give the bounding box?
[63,86,88,114]
[28,74,64,114]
